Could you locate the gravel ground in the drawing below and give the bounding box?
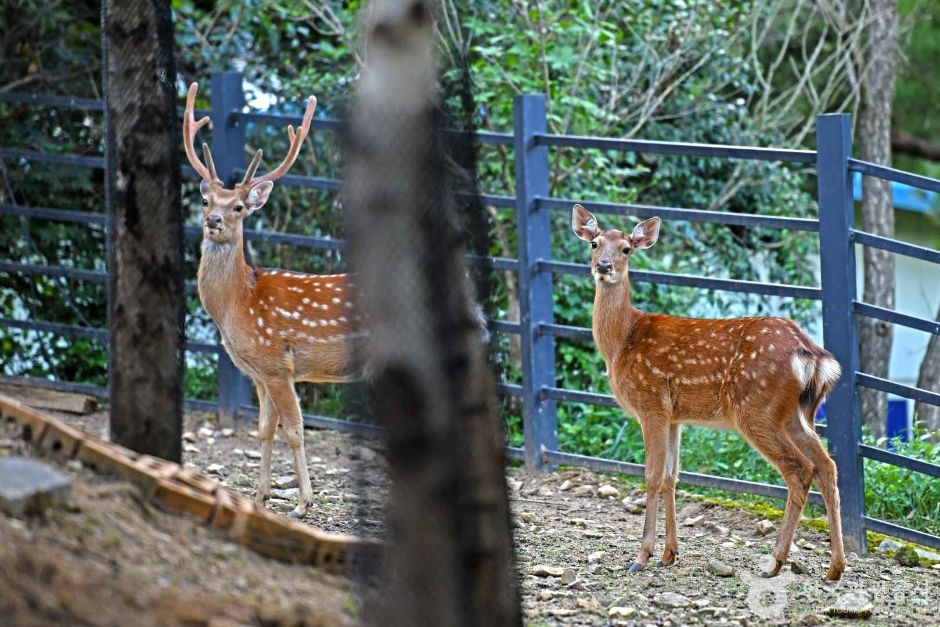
[2,389,939,626]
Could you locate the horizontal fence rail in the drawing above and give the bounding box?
[4,77,940,552]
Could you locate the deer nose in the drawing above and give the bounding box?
[596,259,612,274]
[206,214,222,229]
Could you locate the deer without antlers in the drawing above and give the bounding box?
[184,82,361,518]
[571,204,846,581]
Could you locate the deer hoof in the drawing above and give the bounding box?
[660,549,678,566]
[760,555,784,578]
[288,505,308,519]
[628,561,646,573]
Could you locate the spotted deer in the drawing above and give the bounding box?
[571,204,846,581]
[184,82,362,518]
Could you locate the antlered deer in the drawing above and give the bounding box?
[184,83,361,518]
[571,204,846,581]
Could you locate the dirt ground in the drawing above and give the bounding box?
[2,391,939,626]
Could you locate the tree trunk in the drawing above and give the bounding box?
[856,0,898,438]
[103,0,184,461]
[343,1,519,625]
[914,301,940,432]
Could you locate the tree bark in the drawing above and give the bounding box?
[344,1,519,625]
[856,0,898,437]
[103,0,184,461]
[915,301,940,432]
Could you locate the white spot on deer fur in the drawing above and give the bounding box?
[768,344,776,352]
[248,307,254,315]
[325,283,333,288]
[257,317,264,327]
[775,329,781,335]
[319,320,328,326]
[791,353,813,387]
[338,316,347,323]
[302,297,310,304]
[332,297,341,304]
[292,311,300,319]
[329,319,338,326]
[265,327,273,336]
[750,351,757,359]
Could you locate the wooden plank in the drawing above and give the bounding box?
[0,383,97,415]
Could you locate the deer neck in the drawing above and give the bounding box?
[592,276,642,367]
[197,234,254,326]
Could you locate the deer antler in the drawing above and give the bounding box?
[183,82,216,181]
[245,95,317,186]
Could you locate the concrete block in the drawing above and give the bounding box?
[0,457,71,517]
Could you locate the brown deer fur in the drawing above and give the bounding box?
[185,82,360,518]
[572,204,846,581]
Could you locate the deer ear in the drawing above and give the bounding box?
[246,181,274,213]
[572,204,599,241]
[199,179,211,197]
[631,217,661,249]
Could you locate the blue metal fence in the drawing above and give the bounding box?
[2,73,939,552]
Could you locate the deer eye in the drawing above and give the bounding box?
[622,247,631,255]
[234,204,244,213]
[591,241,598,249]
[202,198,208,206]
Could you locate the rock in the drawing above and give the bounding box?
[232,448,244,457]
[756,519,776,536]
[587,551,605,564]
[683,515,705,527]
[895,546,920,567]
[532,565,565,577]
[274,475,297,489]
[65,459,82,471]
[914,548,940,562]
[221,428,235,437]
[582,529,603,538]
[248,429,259,438]
[707,522,730,536]
[198,426,215,437]
[538,590,554,601]
[183,443,200,453]
[206,463,225,474]
[598,484,620,498]
[877,538,902,553]
[560,567,577,585]
[0,458,72,517]
[824,591,874,619]
[608,607,636,619]
[802,542,817,550]
[211,542,240,560]
[507,478,523,492]
[558,479,573,491]
[798,614,825,626]
[573,485,595,495]
[518,511,537,524]
[546,608,577,617]
[244,450,262,460]
[350,445,378,462]
[706,560,734,577]
[182,431,197,443]
[790,560,809,575]
[933,564,940,570]
[273,488,299,499]
[653,592,690,609]
[569,518,588,527]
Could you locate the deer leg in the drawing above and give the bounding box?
[265,379,313,518]
[788,423,846,581]
[661,423,681,566]
[630,419,669,573]
[255,382,278,506]
[742,423,814,577]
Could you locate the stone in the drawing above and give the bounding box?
[653,592,690,609]
[756,519,776,536]
[507,478,523,492]
[182,431,197,443]
[608,607,636,619]
[558,479,572,491]
[0,457,71,517]
[798,614,825,626]
[546,608,577,617]
[273,488,299,499]
[582,529,603,538]
[244,450,262,460]
[183,443,200,453]
[560,567,577,585]
[232,448,244,457]
[706,560,734,577]
[914,548,940,562]
[790,560,809,575]
[877,538,902,553]
[206,463,225,474]
[274,475,297,489]
[588,551,605,564]
[532,565,565,577]
[569,518,588,527]
[220,428,235,437]
[350,445,378,462]
[895,546,920,567]
[802,542,817,550]
[573,485,595,495]
[824,591,874,619]
[538,590,554,601]
[682,515,705,527]
[598,484,620,498]
[198,426,215,437]
[519,511,537,524]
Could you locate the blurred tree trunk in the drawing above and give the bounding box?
[915,302,940,431]
[103,0,184,461]
[344,1,519,625]
[856,0,898,438]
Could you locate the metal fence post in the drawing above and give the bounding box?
[816,113,866,554]
[211,72,250,426]
[514,94,558,471]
